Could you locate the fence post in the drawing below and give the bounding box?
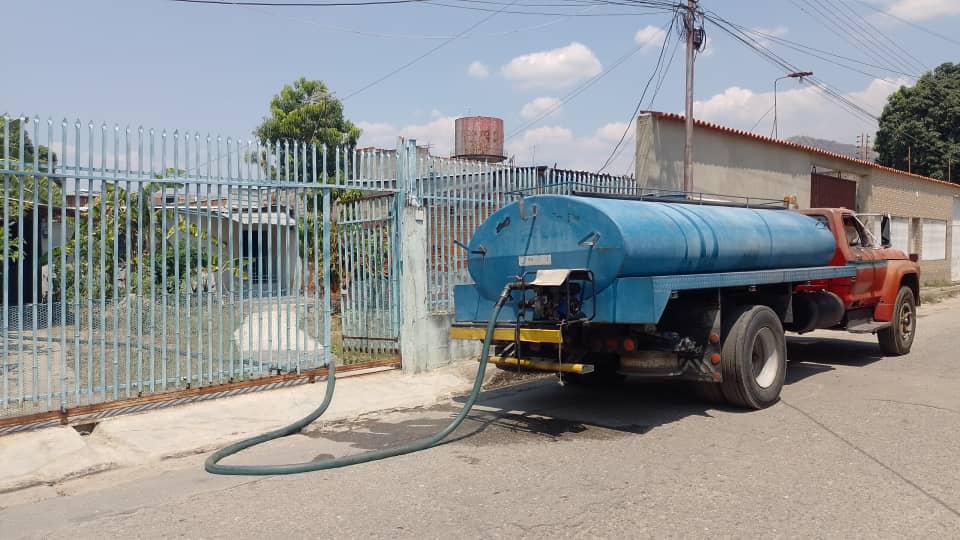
[397,140,445,372]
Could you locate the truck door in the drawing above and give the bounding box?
[842,215,878,306]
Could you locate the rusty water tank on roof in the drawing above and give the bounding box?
[454,116,505,163]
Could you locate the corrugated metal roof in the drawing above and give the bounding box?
[645,111,960,191]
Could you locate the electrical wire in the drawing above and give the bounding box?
[825,0,928,73]
[236,2,596,39]
[807,0,924,75]
[706,12,882,126]
[598,11,678,173]
[729,23,915,81]
[171,0,679,17]
[604,29,682,172]
[853,0,960,48]
[341,0,517,101]
[425,1,674,17]
[504,44,647,140]
[750,104,776,133]
[787,0,917,77]
[170,0,427,6]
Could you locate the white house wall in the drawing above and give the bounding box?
[178,212,300,294]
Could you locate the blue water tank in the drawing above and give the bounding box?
[466,195,837,301]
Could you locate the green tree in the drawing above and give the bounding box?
[255,78,361,180]
[875,63,960,182]
[1,117,62,262]
[255,79,364,290]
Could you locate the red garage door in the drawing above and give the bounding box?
[810,173,857,209]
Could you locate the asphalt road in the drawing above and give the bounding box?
[3,297,960,539]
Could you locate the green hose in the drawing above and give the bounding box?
[204,283,517,475]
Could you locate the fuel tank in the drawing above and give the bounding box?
[466,195,837,301]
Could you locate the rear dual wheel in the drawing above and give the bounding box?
[698,305,787,410]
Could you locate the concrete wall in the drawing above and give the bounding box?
[636,114,814,207]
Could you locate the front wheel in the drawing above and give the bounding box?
[878,286,916,356]
[720,305,788,410]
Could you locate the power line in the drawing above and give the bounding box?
[170,0,427,6]
[341,0,517,101]
[606,22,683,168]
[809,0,924,75]
[853,0,960,48]
[598,12,679,173]
[706,13,882,126]
[826,0,928,73]
[788,0,918,77]
[505,41,651,140]
[750,104,776,132]
[235,2,598,39]
[170,0,681,16]
[425,1,675,17]
[729,23,915,81]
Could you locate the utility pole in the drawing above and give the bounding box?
[683,0,698,193]
[908,146,912,174]
[856,133,871,160]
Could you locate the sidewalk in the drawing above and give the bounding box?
[0,360,495,495]
[921,283,960,304]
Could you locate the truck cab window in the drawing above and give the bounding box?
[842,216,870,248]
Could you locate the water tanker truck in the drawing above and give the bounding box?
[450,193,921,409]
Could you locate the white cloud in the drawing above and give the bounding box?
[634,25,668,51]
[887,0,960,21]
[520,97,563,120]
[693,78,910,142]
[467,61,489,80]
[357,115,457,156]
[505,122,635,173]
[501,42,602,89]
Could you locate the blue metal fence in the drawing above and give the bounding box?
[0,113,639,420]
[416,161,642,313]
[0,114,399,418]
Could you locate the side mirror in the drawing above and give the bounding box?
[880,215,892,248]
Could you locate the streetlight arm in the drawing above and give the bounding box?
[772,71,813,139]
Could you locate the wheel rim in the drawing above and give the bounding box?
[751,327,780,389]
[899,302,914,341]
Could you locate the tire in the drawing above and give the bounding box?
[878,286,916,356]
[719,305,788,410]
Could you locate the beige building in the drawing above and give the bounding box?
[635,111,960,284]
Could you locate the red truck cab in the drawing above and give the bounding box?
[799,208,921,355]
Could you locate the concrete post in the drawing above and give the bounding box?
[395,139,482,373]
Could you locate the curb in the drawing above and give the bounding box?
[0,359,496,496]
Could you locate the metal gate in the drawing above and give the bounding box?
[337,193,400,357]
[811,173,857,209]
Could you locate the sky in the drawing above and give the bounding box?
[4,0,959,175]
